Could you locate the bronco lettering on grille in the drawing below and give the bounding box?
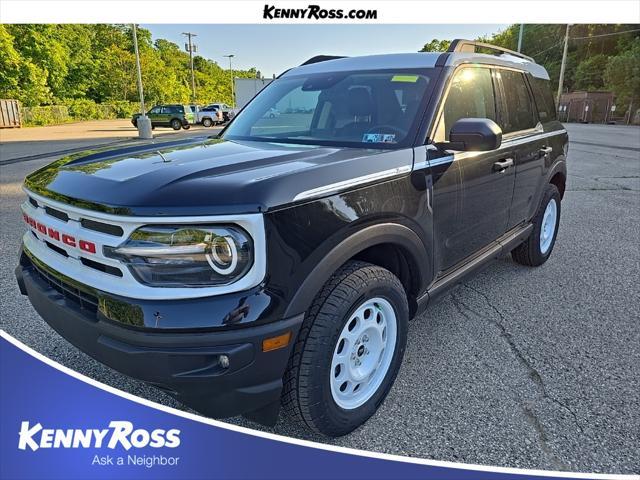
[23,213,97,254]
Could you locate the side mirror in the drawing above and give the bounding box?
[439,118,502,152]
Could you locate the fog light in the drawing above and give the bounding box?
[219,355,230,368]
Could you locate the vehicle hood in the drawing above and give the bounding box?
[24,137,412,216]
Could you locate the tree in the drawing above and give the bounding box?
[605,38,640,116]
[419,39,450,52]
[573,54,609,91]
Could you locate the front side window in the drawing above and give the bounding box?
[438,67,497,141]
[148,107,161,115]
[224,69,435,148]
[497,70,537,134]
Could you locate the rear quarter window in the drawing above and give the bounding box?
[531,77,557,122]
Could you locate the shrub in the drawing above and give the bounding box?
[22,105,70,126]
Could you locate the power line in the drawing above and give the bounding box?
[530,40,564,59]
[571,28,640,40]
[528,27,640,59]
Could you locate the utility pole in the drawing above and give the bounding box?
[224,54,235,107]
[556,24,571,108]
[517,24,524,52]
[182,32,197,103]
[132,24,152,139]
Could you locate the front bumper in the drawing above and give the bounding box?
[15,251,303,423]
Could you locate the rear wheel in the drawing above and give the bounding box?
[202,118,213,128]
[512,183,561,266]
[183,124,190,130]
[282,261,408,437]
[170,119,182,130]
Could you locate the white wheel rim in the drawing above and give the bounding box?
[540,198,557,254]
[330,297,397,410]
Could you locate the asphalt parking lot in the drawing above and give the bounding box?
[1,123,638,474]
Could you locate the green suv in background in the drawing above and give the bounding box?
[131,104,195,130]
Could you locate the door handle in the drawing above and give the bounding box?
[539,146,553,157]
[493,158,514,172]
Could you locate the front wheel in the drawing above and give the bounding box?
[512,183,561,266]
[202,118,213,127]
[282,261,408,437]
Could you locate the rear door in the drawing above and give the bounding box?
[494,69,546,228]
[431,66,516,269]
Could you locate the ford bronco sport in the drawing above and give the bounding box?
[16,40,567,437]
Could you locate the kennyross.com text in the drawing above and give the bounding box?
[263,4,378,20]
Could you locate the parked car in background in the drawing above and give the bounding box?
[197,105,225,127]
[208,103,233,122]
[262,107,280,118]
[132,104,195,130]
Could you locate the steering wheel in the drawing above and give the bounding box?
[364,125,408,140]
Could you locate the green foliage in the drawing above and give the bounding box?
[0,24,258,123]
[574,54,609,90]
[419,39,451,52]
[420,24,639,101]
[605,38,640,109]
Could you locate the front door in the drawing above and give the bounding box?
[147,106,163,126]
[430,66,515,271]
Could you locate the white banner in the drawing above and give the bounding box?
[2,0,639,24]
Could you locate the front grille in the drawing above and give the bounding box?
[45,241,69,257]
[45,206,69,222]
[80,218,124,237]
[80,257,123,277]
[29,258,99,314]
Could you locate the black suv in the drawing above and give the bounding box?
[16,40,567,437]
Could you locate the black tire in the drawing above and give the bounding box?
[170,119,181,130]
[132,120,137,128]
[282,261,409,437]
[202,118,213,128]
[183,124,190,130]
[512,183,561,266]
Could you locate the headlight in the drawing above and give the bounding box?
[104,225,253,287]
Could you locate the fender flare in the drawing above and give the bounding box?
[546,158,567,183]
[283,222,430,318]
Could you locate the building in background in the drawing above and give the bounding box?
[234,78,273,110]
[558,91,617,124]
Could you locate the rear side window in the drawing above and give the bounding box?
[496,70,537,134]
[441,67,496,140]
[530,77,557,122]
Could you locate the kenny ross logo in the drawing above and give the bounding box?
[18,421,181,451]
[23,213,97,254]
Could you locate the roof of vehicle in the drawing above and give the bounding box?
[283,40,549,80]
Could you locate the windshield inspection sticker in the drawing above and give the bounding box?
[391,75,419,82]
[362,133,396,143]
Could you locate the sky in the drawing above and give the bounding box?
[143,24,509,78]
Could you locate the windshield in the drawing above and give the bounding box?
[223,69,435,148]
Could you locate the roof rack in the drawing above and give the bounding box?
[447,39,534,63]
[300,55,347,66]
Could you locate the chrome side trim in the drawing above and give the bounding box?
[422,129,566,168]
[293,165,412,201]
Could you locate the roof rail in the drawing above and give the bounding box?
[448,39,534,63]
[300,55,347,66]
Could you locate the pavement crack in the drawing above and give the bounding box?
[450,284,591,469]
[459,284,585,435]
